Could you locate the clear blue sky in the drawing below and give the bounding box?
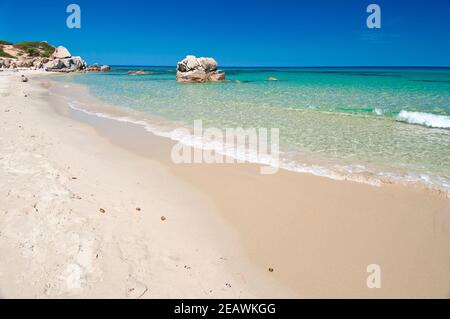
[1,0,449,66]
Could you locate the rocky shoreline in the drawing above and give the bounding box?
[1,41,227,82]
[0,41,110,73]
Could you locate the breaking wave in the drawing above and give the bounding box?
[396,111,450,129]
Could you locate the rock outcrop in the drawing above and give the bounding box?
[85,64,111,72]
[0,41,110,73]
[176,55,225,83]
[86,64,101,72]
[44,56,87,72]
[51,46,72,59]
[0,56,49,70]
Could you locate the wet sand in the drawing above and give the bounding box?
[1,70,449,298]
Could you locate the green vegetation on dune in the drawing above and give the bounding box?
[0,46,14,58]
[0,51,14,58]
[14,41,55,58]
[0,40,14,58]
[41,49,53,58]
[0,40,56,59]
[26,47,39,56]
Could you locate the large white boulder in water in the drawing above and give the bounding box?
[197,57,218,73]
[51,46,72,59]
[176,55,225,83]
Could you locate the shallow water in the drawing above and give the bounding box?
[58,67,450,194]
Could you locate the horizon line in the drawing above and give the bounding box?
[108,65,450,69]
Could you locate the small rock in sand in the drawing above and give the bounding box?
[99,208,106,214]
[268,268,274,273]
[136,208,141,212]
[161,216,166,221]
[21,75,29,82]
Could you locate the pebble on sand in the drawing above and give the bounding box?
[99,208,106,214]
[161,216,166,221]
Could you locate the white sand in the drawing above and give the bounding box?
[0,70,294,298]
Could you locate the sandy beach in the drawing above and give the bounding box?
[0,70,449,299]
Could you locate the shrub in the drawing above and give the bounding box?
[41,50,52,58]
[0,46,13,58]
[0,50,14,58]
[14,41,56,57]
[26,47,39,56]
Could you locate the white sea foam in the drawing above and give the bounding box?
[396,110,450,129]
[66,99,450,199]
[373,108,383,116]
[66,100,378,184]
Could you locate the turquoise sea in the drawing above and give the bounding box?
[59,67,450,195]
